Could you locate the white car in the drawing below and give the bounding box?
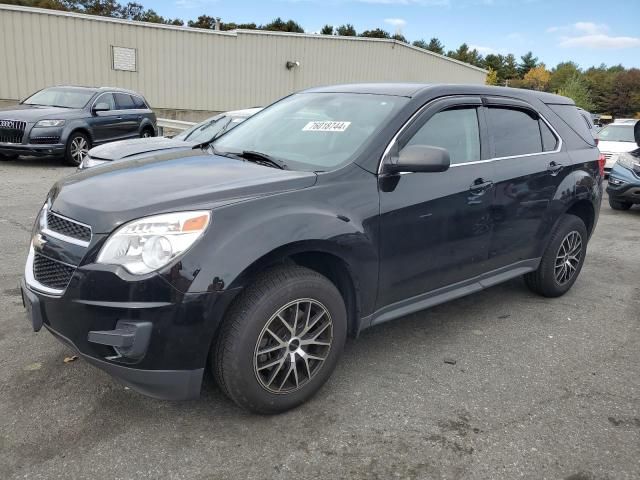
[79,107,261,169]
[597,121,639,175]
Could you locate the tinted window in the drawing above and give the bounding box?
[94,93,115,110]
[540,120,558,152]
[405,108,480,164]
[488,107,542,157]
[132,95,147,109]
[114,93,135,109]
[547,104,596,146]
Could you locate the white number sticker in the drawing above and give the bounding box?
[302,121,351,132]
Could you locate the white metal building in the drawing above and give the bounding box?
[0,4,487,114]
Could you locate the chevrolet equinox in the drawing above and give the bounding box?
[21,84,603,413]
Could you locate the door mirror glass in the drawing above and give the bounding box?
[388,145,451,173]
[93,102,111,113]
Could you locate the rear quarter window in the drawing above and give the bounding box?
[547,104,596,146]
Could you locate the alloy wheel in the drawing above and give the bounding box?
[554,231,582,285]
[142,131,152,138]
[254,298,333,394]
[71,136,88,163]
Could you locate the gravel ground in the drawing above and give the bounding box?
[0,157,638,480]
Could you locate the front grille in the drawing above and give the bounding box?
[47,211,92,242]
[0,119,26,143]
[30,136,60,145]
[603,153,613,161]
[33,254,75,290]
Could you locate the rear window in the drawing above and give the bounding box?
[547,104,596,146]
[132,96,147,109]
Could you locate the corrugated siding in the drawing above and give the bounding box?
[0,6,486,111]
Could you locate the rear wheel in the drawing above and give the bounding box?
[608,197,632,211]
[140,127,154,138]
[525,214,588,298]
[64,132,90,166]
[213,265,347,414]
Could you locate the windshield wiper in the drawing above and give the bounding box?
[237,150,288,170]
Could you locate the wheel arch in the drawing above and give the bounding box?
[565,199,596,237]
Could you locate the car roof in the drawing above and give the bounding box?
[300,83,575,105]
[53,85,143,96]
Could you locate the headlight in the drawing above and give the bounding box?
[35,119,65,127]
[97,211,210,274]
[616,153,640,173]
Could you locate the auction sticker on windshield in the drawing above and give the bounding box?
[302,121,351,132]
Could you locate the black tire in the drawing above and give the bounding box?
[140,127,154,138]
[524,214,588,298]
[608,197,632,211]
[213,265,347,414]
[64,131,91,166]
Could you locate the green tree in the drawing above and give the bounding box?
[220,22,257,30]
[447,43,484,68]
[336,24,356,36]
[484,54,506,83]
[549,61,581,93]
[320,24,334,35]
[606,69,640,117]
[557,74,595,111]
[187,14,217,29]
[262,17,304,33]
[392,33,407,43]
[584,65,614,113]
[426,37,445,55]
[518,51,538,78]
[359,28,390,39]
[503,54,519,82]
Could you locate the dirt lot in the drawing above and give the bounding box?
[0,158,638,480]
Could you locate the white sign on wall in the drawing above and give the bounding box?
[112,46,137,72]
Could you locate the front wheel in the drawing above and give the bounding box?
[525,214,588,298]
[64,132,90,166]
[213,265,347,414]
[608,197,632,211]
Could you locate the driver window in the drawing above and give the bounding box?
[404,107,480,165]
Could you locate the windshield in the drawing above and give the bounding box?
[23,87,95,109]
[598,124,636,143]
[213,92,408,171]
[176,116,237,142]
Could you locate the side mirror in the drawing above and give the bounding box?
[386,145,451,174]
[635,120,640,147]
[93,102,110,113]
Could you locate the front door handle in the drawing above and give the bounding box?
[547,161,563,175]
[469,179,494,195]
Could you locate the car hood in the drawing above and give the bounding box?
[598,141,638,154]
[89,137,194,161]
[0,104,82,122]
[49,150,317,233]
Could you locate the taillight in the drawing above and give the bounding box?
[598,153,605,177]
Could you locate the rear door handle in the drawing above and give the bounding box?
[469,179,494,195]
[547,161,563,175]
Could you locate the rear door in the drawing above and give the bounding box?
[113,93,140,138]
[483,97,567,270]
[377,96,496,309]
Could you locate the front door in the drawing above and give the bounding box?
[377,97,496,309]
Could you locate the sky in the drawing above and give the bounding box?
[147,0,640,69]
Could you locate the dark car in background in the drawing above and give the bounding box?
[79,108,260,170]
[22,84,602,414]
[0,86,156,166]
[606,121,640,210]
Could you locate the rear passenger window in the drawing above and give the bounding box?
[405,107,480,164]
[548,104,596,146]
[540,120,558,152]
[114,93,135,109]
[488,107,542,158]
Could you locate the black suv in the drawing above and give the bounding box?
[21,84,602,413]
[0,86,156,166]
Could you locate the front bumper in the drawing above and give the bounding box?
[606,165,640,204]
[21,269,240,400]
[0,142,65,156]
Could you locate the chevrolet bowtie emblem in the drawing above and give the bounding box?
[32,233,47,251]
